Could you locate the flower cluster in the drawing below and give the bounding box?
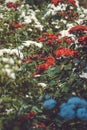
[78,35,87,45]
[6,2,20,8]
[38,94,50,101]
[69,25,87,35]
[68,0,76,6]
[9,22,26,29]
[59,97,87,120]
[54,46,80,57]
[43,0,78,22]
[18,111,46,129]
[51,0,64,6]
[35,56,56,74]
[0,48,22,79]
[37,33,61,46]
[18,111,36,122]
[51,0,76,6]
[37,33,74,46]
[43,99,57,109]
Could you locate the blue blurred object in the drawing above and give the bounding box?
[44,95,51,100]
[59,96,87,120]
[76,107,87,120]
[43,99,56,109]
[60,103,76,119]
[67,97,87,106]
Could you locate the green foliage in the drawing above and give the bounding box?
[0,0,87,130]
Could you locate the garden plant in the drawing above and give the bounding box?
[0,0,87,129]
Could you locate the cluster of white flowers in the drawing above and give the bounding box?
[80,72,87,79]
[0,48,22,79]
[76,5,87,24]
[18,4,43,31]
[38,83,47,88]
[0,13,3,19]
[3,1,43,31]
[42,0,87,31]
[1,57,14,65]
[0,39,43,79]
[42,3,67,19]
[22,40,43,48]
[5,108,14,115]
[0,48,23,59]
[2,68,16,80]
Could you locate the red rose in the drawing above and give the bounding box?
[36,56,56,74]
[54,47,79,57]
[56,39,62,43]
[18,111,36,122]
[42,56,55,64]
[9,22,25,29]
[46,39,54,45]
[37,33,61,46]
[6,2,15,8]
[51,0,64,6]
[28,111,36,119]
[69,25,87,34]
[13,23,25,29]
[45,56,56,66]
[68,0,76,6]
[47,34,58,39]
[37,37,45,42]
[78,35,87,45]
[37,63,49,73]
[23,111,36,119]
[65,38,74,44]
[6,2,20,8]
[63,36,75,44]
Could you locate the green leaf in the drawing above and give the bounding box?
[65,63,72,70]
[32,106,42,113]
[60,83,69,93]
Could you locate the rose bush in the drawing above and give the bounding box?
[0,0,87,129]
